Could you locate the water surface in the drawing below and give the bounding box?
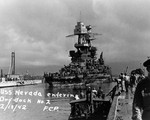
[0,83,115,120]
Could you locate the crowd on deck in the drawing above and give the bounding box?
[74,86,105,100]
[45,60,111,79]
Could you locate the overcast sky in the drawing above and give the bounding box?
[0,0,150,75]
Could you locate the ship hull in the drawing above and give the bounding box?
[44,75,83,87]
[0,80,42,88]
[44,73,112,87]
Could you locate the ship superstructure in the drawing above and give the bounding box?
[44,21,112,86]
[67,22,99,63]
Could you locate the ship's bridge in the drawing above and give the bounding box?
[74,22,87,35]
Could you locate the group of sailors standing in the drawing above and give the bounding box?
[116,72,144,93]
[74,86,105,100]
[115,58,150,120]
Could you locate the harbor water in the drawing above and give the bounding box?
[0,82,116,120]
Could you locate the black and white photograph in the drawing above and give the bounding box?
[0,0,150,120]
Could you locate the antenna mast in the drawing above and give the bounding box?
[80,11,82,22]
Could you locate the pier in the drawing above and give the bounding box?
[107,89,134,120]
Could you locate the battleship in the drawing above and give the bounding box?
[44,21,112,87]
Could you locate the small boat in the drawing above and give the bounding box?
[0,78,41,88]
[68,85,117,120]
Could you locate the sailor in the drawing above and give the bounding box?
[137,73,145,84]
[86,87,90,101]
[119,73,124,92]
[132,59,150,120]
[114,78,120,88]
[79,90,85,99]
[124,73,130,93]
[92,87,97,94]
[130,73,136,93]
[75,94,80,100]
[92,88,97,98]
[97,86,103,98]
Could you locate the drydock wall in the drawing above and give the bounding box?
[106,91,119,120]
